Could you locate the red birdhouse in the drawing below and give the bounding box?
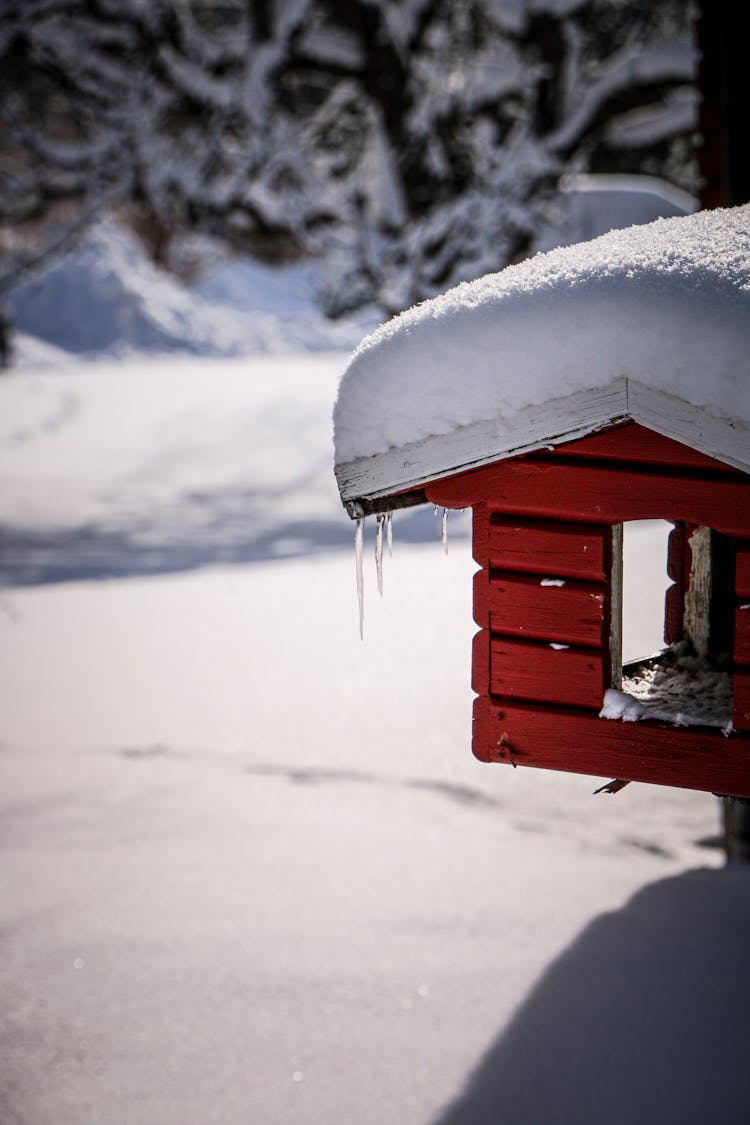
[424,422,750,796]
[333,205,750,798]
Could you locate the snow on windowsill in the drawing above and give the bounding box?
[600,643,733,732]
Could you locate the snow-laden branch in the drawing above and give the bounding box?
[172,1,251,70]
[157,44,238,112]
[0,176,130,291]
[605,88,698,150]
[0,0,698,318]
[548,40,696,154]
[3,100,125,173]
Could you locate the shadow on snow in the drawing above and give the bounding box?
[431,866,750,1125]
[0,503,462,586]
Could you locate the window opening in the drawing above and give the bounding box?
[607,521,734,729]
[621,520,672,665]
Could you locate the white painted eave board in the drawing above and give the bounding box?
[335,377,749,518]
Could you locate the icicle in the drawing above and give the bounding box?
[355,517,365,640]
[375,513,385,596]
[441,507,448,554]
[385,511,393,557]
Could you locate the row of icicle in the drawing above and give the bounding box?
[355,507,449,639]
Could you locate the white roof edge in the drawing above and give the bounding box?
[335,377,749,517]
[627,380,750,475]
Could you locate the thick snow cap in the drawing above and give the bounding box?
[334,204,750,517]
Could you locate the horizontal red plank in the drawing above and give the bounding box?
[553,422,739,472]
[736,543,750,599]
[472,694,492,762]
[471,502,490,566]
[735,608,750,665]
[735,670,750,733]
[472,629,490,697]
[473,568,489,629]
[478,698,750,797]
[488,573,608,648]
[489,636,606,709]
[428,458,750,537]
[487,516,611,581]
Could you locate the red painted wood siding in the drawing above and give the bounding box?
[736,543,750,599]
[665,523,686,645]
[424,423,750,794]
[487,574,607,648]
[490,636,606,709]
[483,700,750,799]
[735,672,750,734]
[429,457,749,536]
[464,503,615,747]
[550,422,737,471]
[735,608,750,665]
[479,512,614,727]
[472,629,490,697]
[488,517,609,581]
[735,542,750,732]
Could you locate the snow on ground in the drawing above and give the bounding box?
[1,348,747,1125]
[2,208,749,1123]
[7,219,378,364]
[334,204,750,464]
[0,354,353,583]
[0,352,457,587]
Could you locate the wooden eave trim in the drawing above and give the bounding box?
[626,380,750,476]
[334,377,750,518]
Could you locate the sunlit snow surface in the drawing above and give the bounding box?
[1,353,747,1124]
[334,204,750,463]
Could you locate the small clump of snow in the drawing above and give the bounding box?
[333,204,750,465]
[601,688,657,723]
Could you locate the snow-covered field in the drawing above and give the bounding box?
[1,227,747,1124]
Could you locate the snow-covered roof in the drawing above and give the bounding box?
[334,205,750,516]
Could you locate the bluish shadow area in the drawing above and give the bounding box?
[0,502,462,586]
[433,866,750,1125]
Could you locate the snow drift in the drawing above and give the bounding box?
[7,220,375,361]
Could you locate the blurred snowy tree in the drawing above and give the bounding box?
[0,0,696,314]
